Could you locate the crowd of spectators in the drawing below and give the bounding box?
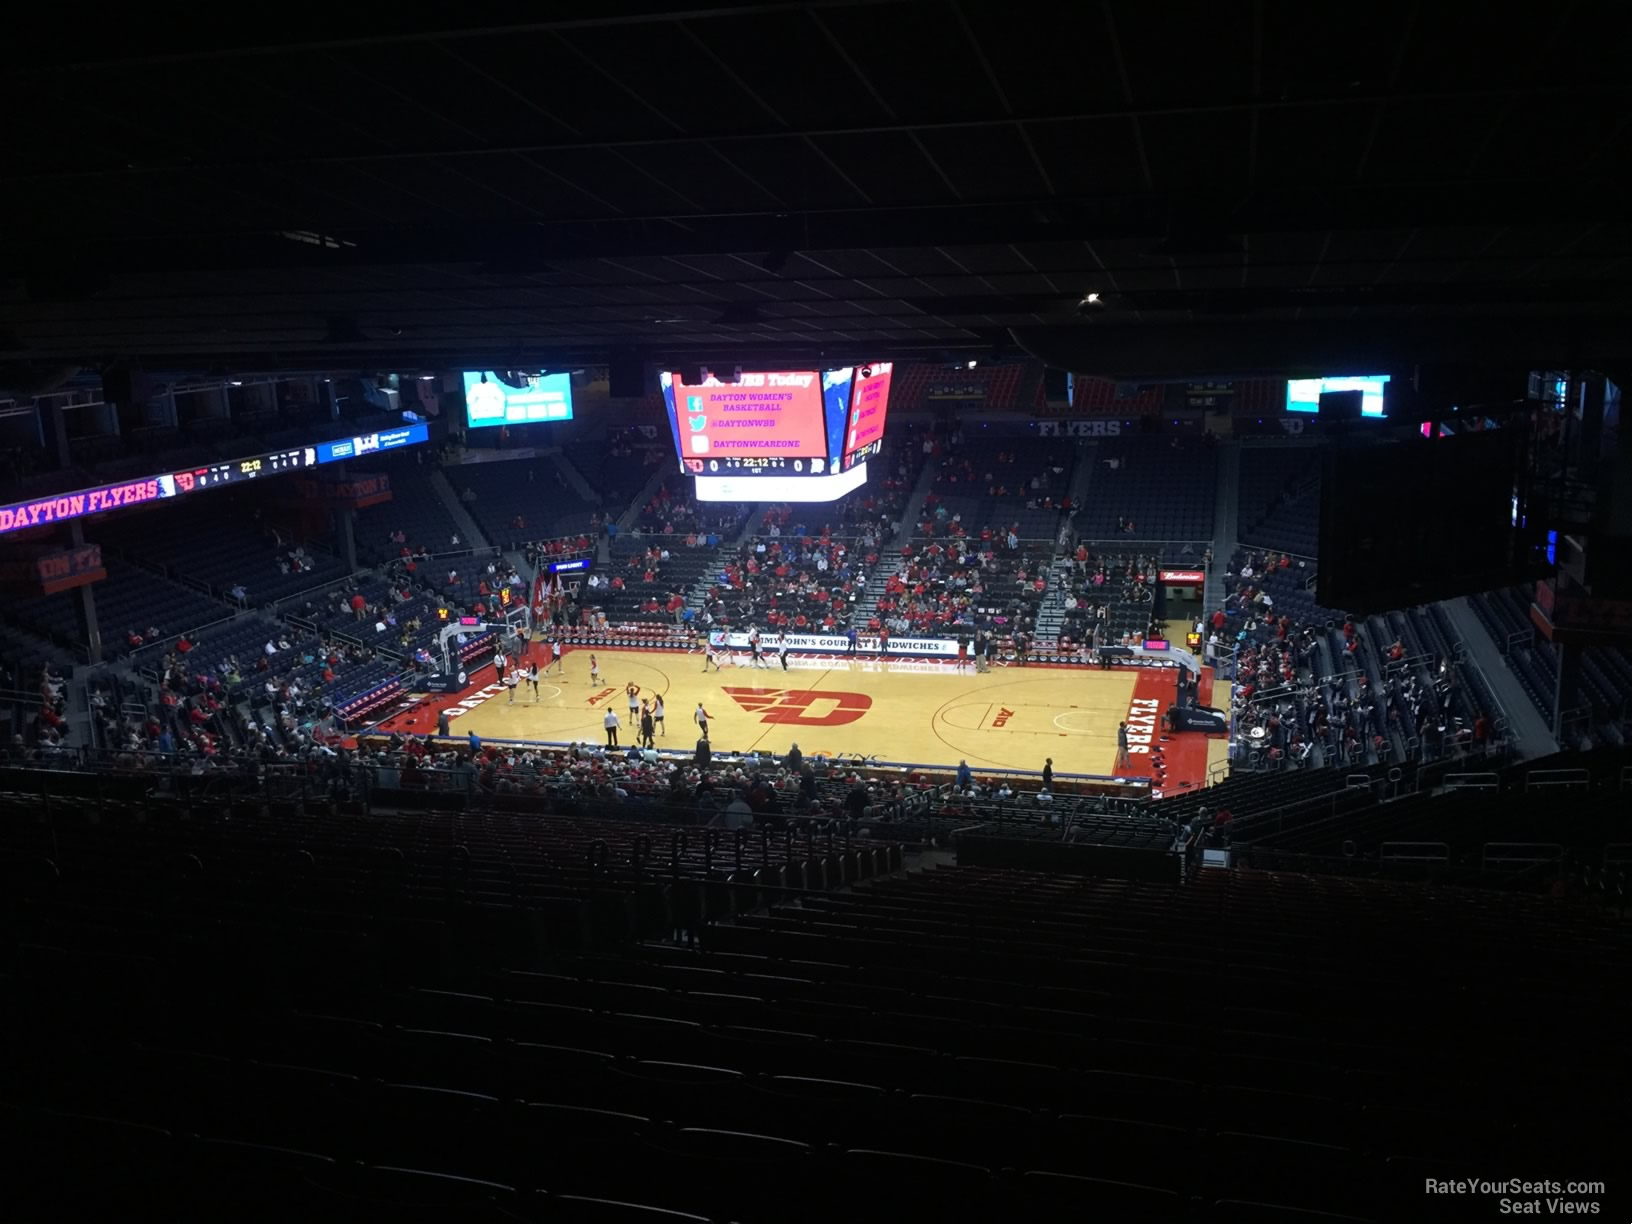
[1215,549,1484,769]
[95,629,388,763]
[699,526,880,632]
[9,663,74,756]
[870,537,1037,644]
[929,444,1074,511]
[361,732,949,830]
[1055,545,1194,652]
[633,481,748,540]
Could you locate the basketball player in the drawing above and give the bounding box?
[588,653,601,685]
[639,701,655,749]
[748,627,765,669]
[550,636,565,676]
[626,682,640,725]
[702,641,722,672]
[956,637,969,672]
[694,701,711,741]
[528,659,540,701]
[777,632,790,671]
[652,692,666,736]
[506,662,520,704]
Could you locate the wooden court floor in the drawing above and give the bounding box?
[379,645,1221,786]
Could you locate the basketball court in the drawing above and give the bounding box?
[373,645,1226,792]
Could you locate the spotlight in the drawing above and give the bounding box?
[1077,291,1106,316]
[966,360,978,370]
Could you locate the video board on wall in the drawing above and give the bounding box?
[462,371,574,426]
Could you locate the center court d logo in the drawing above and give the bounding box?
[723,687,873,727]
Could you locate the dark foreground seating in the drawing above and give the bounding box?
[2,795,1625,1222]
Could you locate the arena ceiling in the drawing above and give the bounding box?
[3,2,1631,381]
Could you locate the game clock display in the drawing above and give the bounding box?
[687,456,832,476]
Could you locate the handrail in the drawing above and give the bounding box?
[126,611,240,661]
[1379,842,1450,863]
[1481,842,1563,870]
[1524,768,1590,792]
[1443,772,1500,791]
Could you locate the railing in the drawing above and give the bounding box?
[1226,784,1377,843]
[1558,705,1591,742]
[1525,768,1590,792]
[1443,772,1500,791]
[1379,841,1449,864]
[1502,628,1530,656]
[126,611,240,664]
[1410,742,1509,791]
[1481,842,1563,872]
[1449,632,1514,742]
[265,568,372,613]
[1071,538,1212,555]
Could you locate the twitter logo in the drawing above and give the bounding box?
[688,414,707,432]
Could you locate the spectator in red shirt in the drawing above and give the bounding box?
[350,592,367,619]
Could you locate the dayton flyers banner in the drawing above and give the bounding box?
[709,630,961,659]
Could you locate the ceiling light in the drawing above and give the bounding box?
[966,360,978,370]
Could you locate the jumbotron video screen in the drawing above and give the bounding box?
[659,364,892,502]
